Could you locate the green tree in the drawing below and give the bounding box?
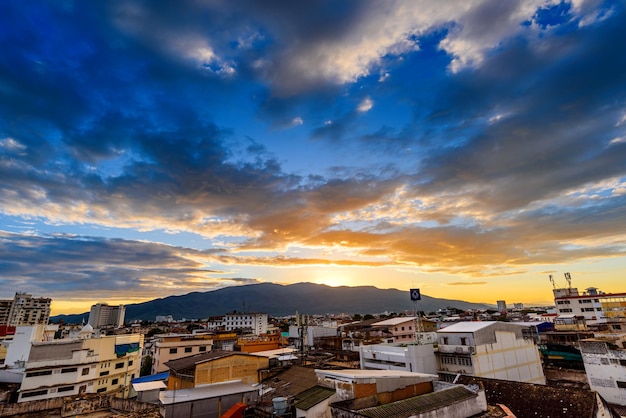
[140,355,152,377]
[146,328,164,338]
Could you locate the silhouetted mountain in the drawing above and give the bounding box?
[51,282,491,323]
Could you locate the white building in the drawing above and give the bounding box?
[553,286,626,324]
[148,333,214,374]
[18,331,143,402]
[580,334,626,406]
[223,312,267,335]
[88,303,125,329]
[0,293,51,327]
[436,321,545,385]
[360,340,438,374]
[289,325,337,349]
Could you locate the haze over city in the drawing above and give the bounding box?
[1,1,625,315]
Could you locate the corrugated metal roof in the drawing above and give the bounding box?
[131,371,169,384]
[164,350,260,372]
[132,381,167,392]
[371,317,417,327]
[355,386,476,418]
[293,385,335,411]
[159,380,256,405]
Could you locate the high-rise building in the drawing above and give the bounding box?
[0,293,51,327]
[223,312,268,335]
[496,300,507,312]
[88,303,125,329]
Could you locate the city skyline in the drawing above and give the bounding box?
[1,1,626,315]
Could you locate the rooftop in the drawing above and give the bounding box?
[371,317,417,327]
[317,369,437,381]
[159,380,256,405]
[293,385,335,411]
[437,321,498,333]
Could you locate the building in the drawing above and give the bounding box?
[88,303,125,329]
[18,331,143,402]
[159,380,257,418]
[148,333,213,374]
[317,369,487,418]
[553,286,626,324]
[371,317,418,344]
[360,340,438,374]
[289,325,337,349]
[497,300,507,313]
[436,321,545,385]
[164,350,269,390]
[580,334,626,406]
[223,312,268,335]
[0,293,51,327]
[236,333,287,353]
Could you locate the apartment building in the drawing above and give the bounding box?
[436,321,545,385]
[360,340,438,374]
[553,286,626,324]
[88,303,125,329]
[223,312,268,335]
[148,333,213,374]
[18,332,143,402]
[580,333,626,406]
[0,293,51,327]
[371,317,418,343]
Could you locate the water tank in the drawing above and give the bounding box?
[273,397,287,416]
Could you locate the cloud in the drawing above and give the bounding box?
[357,97,374,113]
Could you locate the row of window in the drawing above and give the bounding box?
[441,356,473,366]
[169,346,207,354]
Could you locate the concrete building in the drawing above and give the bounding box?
[164,350,269,390]
[0,293,51,327]
[553,286,626,325]
[317,369,487,418]
[159,380,257,418]
[88,303,125,329]
[371,317,418,344]
[148,333,213,374]
[223,312,268,335]
[436,321,545,385]
[289,325,337,349]
[18,332,142,402]
[360,341,438,374]
[580,334,626,406]
[497,300,507,313]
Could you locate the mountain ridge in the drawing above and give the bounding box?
[51,282,492,323]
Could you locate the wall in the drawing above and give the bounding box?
[195,354,269,386]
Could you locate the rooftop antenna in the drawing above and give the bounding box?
[564,272,572,289]
[548,275,555,289]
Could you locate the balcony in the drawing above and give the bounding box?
[438,344,474,354]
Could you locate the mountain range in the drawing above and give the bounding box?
[51,282,492,323]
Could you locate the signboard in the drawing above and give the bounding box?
[410,288,421,301]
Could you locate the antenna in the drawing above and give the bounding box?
[548,275,555,289]
[564,272,572,289]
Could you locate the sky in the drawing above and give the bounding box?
[1,0,626,315]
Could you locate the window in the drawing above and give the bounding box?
[460,337,468,346]
[560,309,573,313]
[458,357,473,366]
[169,348,177,354]
[21,389,48,398]
[26,370,53,378]
[58,386,74,393]
[61,367,78,373]
[442,337,449,345]
[100,371,109,376]
[115,362,124,369]
[617,381,626,389]
[97,388,107,393]
[112,378,119,385]
[82,368,89,376]
[199,346,207,352]
[401,326,405,331]
[128,360,133,366]
[614,325,622,330]
[185,347,192,353]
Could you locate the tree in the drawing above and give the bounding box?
[146,328,164,338]
[363,314,374,320]
[140,355,152,377]
[352,314,362,321]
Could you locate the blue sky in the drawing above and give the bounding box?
[1,0,626,314]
